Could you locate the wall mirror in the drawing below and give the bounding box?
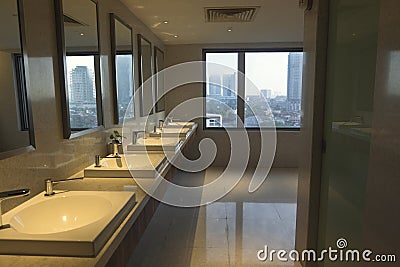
[110,14,134,124]
[55,0,103,139]
[154,46,165,112]
[138,34,153,116]
[0,0,35,159]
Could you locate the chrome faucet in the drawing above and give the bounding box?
[158,120,164,129]
[164,117,173,126]
[0,188,30,229]
[351,115,364,124]
[111,142,121,158]
[132,130,146,144]
[95,155,101,167]
[44,177,83,196]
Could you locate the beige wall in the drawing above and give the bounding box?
[0,0,165,213]
[165,43,302,167]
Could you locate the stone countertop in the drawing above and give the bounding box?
[0,177,145,267]
[0,123,197,267]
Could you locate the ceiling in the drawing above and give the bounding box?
[120,0,304,45]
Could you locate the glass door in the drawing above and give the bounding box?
[318,0,380,265]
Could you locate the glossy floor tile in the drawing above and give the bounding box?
[127,167,298,267]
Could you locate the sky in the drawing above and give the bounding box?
[66,56,95,75]
[206,52,290,97]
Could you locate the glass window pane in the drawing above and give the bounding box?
[116,54,134,122]
[66,55,98,129]
[206,53,238,128]
[245,52,303,128]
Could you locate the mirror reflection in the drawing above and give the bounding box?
[154,47,165,112]
[0,0,35,158]
[56,0,103,138]
[110,14,134,124]
[138,35,153,116]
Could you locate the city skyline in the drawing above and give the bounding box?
[207,52,292,97]
[66,56,98,129]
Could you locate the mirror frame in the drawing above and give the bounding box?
[153,46,165,113]
[137,34,153,117]
[0,0,36,160]
[54,0,104,139]
[110,13,134,125]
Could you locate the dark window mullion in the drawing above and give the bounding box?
[13,54,29,131]
[94,54,103,126]
[237,52,245,127]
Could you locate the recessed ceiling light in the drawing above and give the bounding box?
[174,35,178,38]
[227,28,232,32]
[80,33,84,36]
[163,21,169,24]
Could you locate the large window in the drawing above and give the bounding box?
[204,49,303,129]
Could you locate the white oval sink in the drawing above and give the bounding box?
[10,195,112,235]
[84,154,167,178]
[165,122,194,128]
[127,137,181,151]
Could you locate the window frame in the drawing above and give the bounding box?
[110,13,135,125]
[203,48,303,131]
[54,0,104,139]
[12,53,29,131]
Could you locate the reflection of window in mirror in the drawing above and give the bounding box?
[13,53,29,131]
[0,0,35,158]
[154,47,165,112]
[116,54,134,122]
[55,0,103,138]
[138,34,154,116]
[110,14,134,124]
[66,55,99,130]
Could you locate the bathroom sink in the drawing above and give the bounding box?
[10,195,111,235]
[127,137,182,152]
[84,154,167,178]
[332,121,363,129]
[0,191,136,256]
[164,122,194,128]
[149,127,190,138]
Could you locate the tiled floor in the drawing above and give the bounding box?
[127,167,298,267]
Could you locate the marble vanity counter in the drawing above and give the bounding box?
[0,123,197,267]
[0,177,142,267]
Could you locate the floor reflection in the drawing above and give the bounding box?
[127,168,298,267]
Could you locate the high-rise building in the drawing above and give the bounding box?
[287,53,303,111]
[222,73,236,96]
[260,89,272,99]
[70,66,95,104]
[116,55,133,104]
[208,74,222,96]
